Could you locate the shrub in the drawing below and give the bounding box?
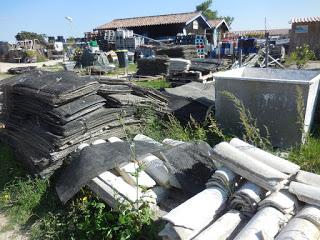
[289,44,316,69]
[36,53,47,62]
[25,50,37,58]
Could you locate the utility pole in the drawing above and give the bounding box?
[238,38,243,67]
[265,17,269,68]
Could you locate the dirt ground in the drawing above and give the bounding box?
[0,72,29,239]
[287,60,320,70]
[0,214,28,240]
[0,60,63,73]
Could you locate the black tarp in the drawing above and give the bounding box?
[154,141,216,195]
[56,141,165,203]
[56,140,216,203]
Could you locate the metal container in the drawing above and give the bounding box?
[116,50,129,68]
[62,61,76,71]
[214,67,320,148]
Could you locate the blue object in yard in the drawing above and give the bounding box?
[238,38,258,55]
[116,50,129,68]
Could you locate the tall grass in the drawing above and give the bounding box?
[221,91,271,150]
[0,143,53,232]
[139,107,225,146]
[289,137,320,173]
[135,79,171,90]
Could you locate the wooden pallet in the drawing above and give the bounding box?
[168,70,214,83]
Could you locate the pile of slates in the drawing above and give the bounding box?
[156,45,197,60]
[98,77,168,114]
[1,71,167,176]
[190,59,224,73]
[168,58,191,74]
[167,59,230,86]
[136,57,169,76]
[167,71,204,87]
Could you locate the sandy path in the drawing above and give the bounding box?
[0,214,28,240]
[0,60,63,73]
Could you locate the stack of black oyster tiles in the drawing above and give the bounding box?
[1,71,138,176]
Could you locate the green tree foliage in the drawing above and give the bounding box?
[222,16,235,26]
[15,31,46,44]
[196,0,234,26]
[196,0,218,20]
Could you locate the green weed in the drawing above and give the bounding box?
[289,136,320,174]
[221,91,271,150]
[0,144,25,190]
[30,188,158,240]
[286,44,316,69]
[134,79,170,90]
[0,177,49,225]
[106,63,137,76]
[139,107,225,145]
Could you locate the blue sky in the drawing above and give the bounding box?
[1,0,319,41]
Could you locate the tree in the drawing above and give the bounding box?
[222,16,234,27]
[15,31,46,44]
[196,0,234,26]
[196,0,218,20]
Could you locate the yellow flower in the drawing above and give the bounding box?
[3,194,10,202]
[82,196,88,202]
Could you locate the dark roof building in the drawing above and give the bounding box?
[95,12,206,30]
[94,12,219,41]
[207,19,230,46]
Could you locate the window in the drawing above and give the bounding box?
[295,25,308,34]
[193,20,199,30]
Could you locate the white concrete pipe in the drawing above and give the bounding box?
[212,142,288,191]
[295,170,320,188]
[289,181,320,207]
[161,187,229,240]
[233,207,287,240]
[258,190,298,214]
[195,210,244,240]
[229,138,300,175]
[275,205,320,240]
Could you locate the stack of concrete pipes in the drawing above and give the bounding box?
[159,138,320,240]
[81,134,320,240]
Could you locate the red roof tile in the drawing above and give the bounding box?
[208,19,224,28]
[95,12,202,30]
[230,29,290,36]
[291,17,320,23]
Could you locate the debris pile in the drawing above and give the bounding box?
[167,59,227,86]
[0,71,167,176]
[156,45,198,59]
[164,81,215,122]
[168,58,191,74]
[98,77,168,114]
[190,58,228,73]
[58,134,320,240]
[136,57,169,76]
[235,47,285,69]
[8,66,37,74]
